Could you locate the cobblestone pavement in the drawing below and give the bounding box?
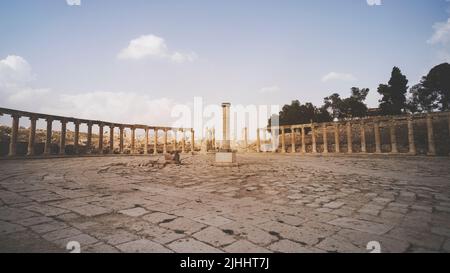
[1,154,449,253]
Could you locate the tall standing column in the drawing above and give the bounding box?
[212,128,216,150]
[130,126,136,154]
[311,125,317,154]
[256,129,261,153]
[322,124,328,154]
[426,114,436,156]
[144,127,149,155]
[119,126,124,154]
[334,123,340,153]
[360,121,367,153]
[281,127,286,153]
[244,127,248,152]
[271,128,277,153]
[389,120,398,154]
[346,122,353,154]
[222,103,231,151]
[60,119,67,155]
[407,116,416,155]
[44,118,53,155]
[109,125,115,154]
[87,122,93,152]
[98,124,104,154]
[153,128,158,155]
[74,121,80,154]
[181,129,186,153]
[173,130,177,151]
[301,126,306,153]
[163,129,168,153]
[291,127,296,153]
[374,120,381,154]
[8,114,20,156]
[27,116,37,156]
[190,129,195,153]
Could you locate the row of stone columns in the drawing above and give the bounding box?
[255,113,448,155]
[3,111,193,157]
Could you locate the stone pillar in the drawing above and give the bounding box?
[181,129,186,153]
[8,114,20,156]
[389,120,398,154]
[374,120,381,154]
[27,116,37,156]
[311,125,317,154]
[346,122,353,154]
[144,127,149,155]
[60,119,67,155]
[360,121,367,153]
[87,122,92,152]
[281,127,286,153]
[44,118,53,155]
[190,129,195,153]
[153,128,158,155]
[74,121,80,154]
[212,128,216,150]
[334,123,340,153]
[256,129,261,153]
[109,125,115,154]
[407,116,416,155]
[221,103,231,151]
[130,126,136,154]
[244,127,248,152]
[301,126,306,153]
[163,129,168,153]
[173,130,177,151]
[426,114,436,156]
[271,128,277,153]
[291,127,296,153]
[98,124,104,154]
[119,126,124,154]
[322,124,328,154]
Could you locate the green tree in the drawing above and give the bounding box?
[268,100,332,128]
[323,87,369,119]
[378,67,409,115]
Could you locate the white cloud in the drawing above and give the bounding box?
[118,34,197,63]
[0,55,179,126]
[366,0,382,6]
[428,18,450,45]
[259,86,280,94]
[321,72,357,82]
[66,0,81,6]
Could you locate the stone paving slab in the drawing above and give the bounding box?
[0,154,449,253]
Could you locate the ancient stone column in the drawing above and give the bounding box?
[173,130,177,151]
[27,116,37,156]
[130,126,136,154]
[244,127,248,152]
[74,121,80,154]
[212,128,216,150]
[322,124,328,154]
[301,126,306,154]
[291,127,296,153]
[87,122,93,152]
[407,116,416,155]
[281,127,286,153]
[44,118,53,155]
[109,125,114,154]
[119,126,124,154]
[98,124,104,154]
[256,129,261,153]
[8,114,20,156]
[360,121,367,153]
[271,128,277,153]
[389,120,398,154]
[60,119,67,155]
[334,123,340,153]
[426,114,436,156]
[222,103,231,151]
[346,122,353,154]
[190,129,195,153]
[153,128,158,155]
[181,129,186,153]
[311,125,317,154]
[374,120,381,154]
[163,129,168,153]
[144,127,149,155]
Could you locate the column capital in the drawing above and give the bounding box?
[29,115,38,121]
[60,118,68,124]
[11,113,21,119]
[109,124,115,129]
[74,119,81,125]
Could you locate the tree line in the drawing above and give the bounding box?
[269,63,450,127]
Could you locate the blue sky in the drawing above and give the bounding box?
[1,0,449,127]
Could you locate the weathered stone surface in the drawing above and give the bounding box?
[168,238,222,253]
[328,217,393,235]
[116,239,172,253]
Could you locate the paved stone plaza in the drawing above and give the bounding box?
[0,154,449,253]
